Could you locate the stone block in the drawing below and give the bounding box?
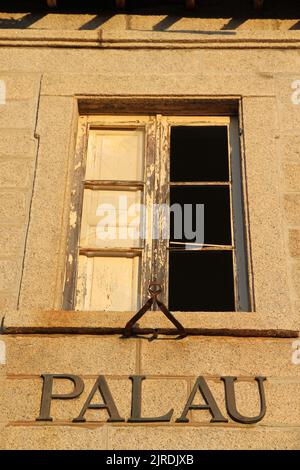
[0,129,36,157]
[0,191,27,223]
[289,229,300,257]
[282,163,300,192]
[107,425,300,450]
[0,225,25,256]
[140,336,300,377]
[6,336,137,376]
[0,159,33,188]
[284,194,300,225]
[0,260,20,291]
[5,424,107,450]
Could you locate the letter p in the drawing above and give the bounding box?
[36,374,84,422]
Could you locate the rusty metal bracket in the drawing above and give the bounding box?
[122,282,186,340]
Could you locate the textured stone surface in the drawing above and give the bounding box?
[1,12,300,452]
[241,97,291,316]
[0,192,27,223]
[18,96,76,310]
[140,336,300,377]
[284,194,300,225]
[41,72,275,97]
[0,73,41,101]
[0,225,25,256]
[107,426,300,450]
[0,100,37,129]
[292,263,300,297]
[5,425,107,450]
[0,260,20,291]
[279,135,300,161]
[5,336,138,376]
[282,163,300,192]
[0,159,33,189]
[289,230,300,258]
[0,292,17,310]
[0,130,36,157]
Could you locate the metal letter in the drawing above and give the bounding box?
[128,375,174,422]
[221,376,267,424]
[36,374,84,422]
[176,376,228,423]
[73,375,125,423]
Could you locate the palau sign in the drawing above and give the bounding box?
[36,374,267,424]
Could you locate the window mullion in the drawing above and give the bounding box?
[152,115,170,305]
[140,116,157,305]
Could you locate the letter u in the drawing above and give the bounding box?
[221,376,267,424]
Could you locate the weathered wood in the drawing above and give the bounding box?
[62,117,88,310]
[79,98,239,117]
[79,248,143,257]
[84,180,144,191]
[141,116,157,305]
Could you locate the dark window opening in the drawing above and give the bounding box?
[169,251,235,312]
[170,126,229,182]
[170,186,231,246]
[168,123,247,312]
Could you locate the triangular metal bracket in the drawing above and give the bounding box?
[122,282,186,340]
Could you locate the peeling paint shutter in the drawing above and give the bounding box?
[75,128,145,311]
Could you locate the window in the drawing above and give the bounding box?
[64,114,250,313]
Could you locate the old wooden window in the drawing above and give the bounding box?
[64,115,250,312]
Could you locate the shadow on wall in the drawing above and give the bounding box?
[0,0,300,30]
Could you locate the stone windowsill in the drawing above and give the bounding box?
[1,310,299,338]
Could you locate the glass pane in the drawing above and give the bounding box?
[85,129,144,181]
[76,255,140,311]
[170,186,231,246]
[169,251,235,311]
[80,189,143,248]
[170,126,229,182]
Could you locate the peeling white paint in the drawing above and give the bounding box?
[0,340,6,365]
[69,210,77,228]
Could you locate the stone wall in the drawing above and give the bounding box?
[0,335,299,449]
[0,12,299,449]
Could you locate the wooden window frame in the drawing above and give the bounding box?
[63,112,252,312]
